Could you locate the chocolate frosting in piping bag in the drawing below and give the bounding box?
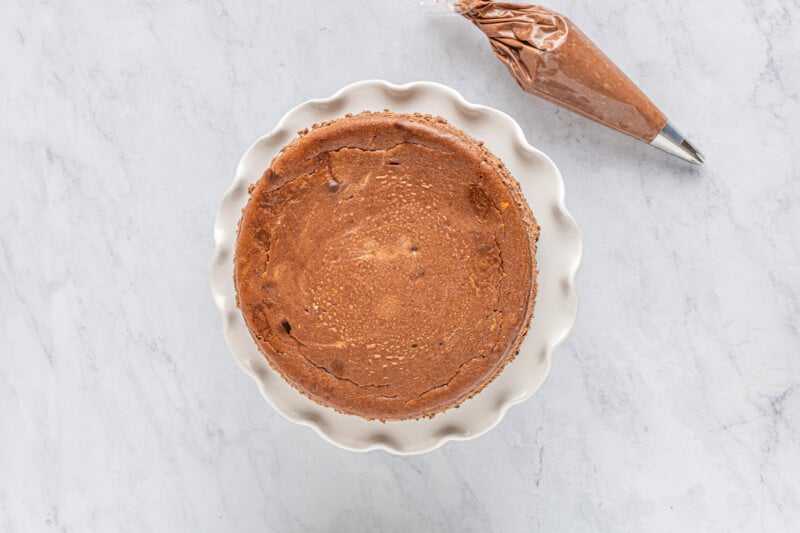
[459,1,667,143]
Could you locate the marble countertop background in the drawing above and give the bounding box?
[2,1,799,531]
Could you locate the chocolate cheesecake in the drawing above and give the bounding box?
[234,111,539,420]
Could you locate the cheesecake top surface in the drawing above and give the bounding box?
[234,111,538,420]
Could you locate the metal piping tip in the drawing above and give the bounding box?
[650,120,705,164]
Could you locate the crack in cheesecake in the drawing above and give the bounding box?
[235,111,539,420]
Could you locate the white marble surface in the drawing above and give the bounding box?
[2,0,799,531]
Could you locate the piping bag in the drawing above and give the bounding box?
[447,1,704,164]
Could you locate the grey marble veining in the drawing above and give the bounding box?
[1,0,799,531]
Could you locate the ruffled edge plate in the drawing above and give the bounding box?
[211,80,582,454]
